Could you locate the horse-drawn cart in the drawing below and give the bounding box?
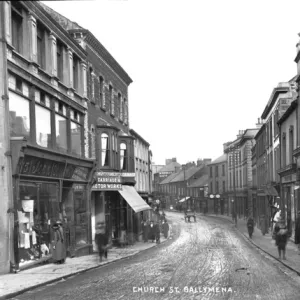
[184,209,196,222]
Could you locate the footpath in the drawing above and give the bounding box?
[206,213,300,276]
[0,236,169,300]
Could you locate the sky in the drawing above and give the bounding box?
[42,0,300,165]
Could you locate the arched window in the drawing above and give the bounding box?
[120,143,127,171]
[101,133,109,167]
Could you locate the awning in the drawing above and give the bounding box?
[179,197,190,203]
[118,185,152,213]
[267,186,279,197]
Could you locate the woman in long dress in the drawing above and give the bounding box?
[52,220,66,264]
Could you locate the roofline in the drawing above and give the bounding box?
[277,100,298,125]
[69,29,133,85]
[129,129,150,147]
[261,85,290,119]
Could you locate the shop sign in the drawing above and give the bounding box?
[64,165,90,181]
[121,172,136,177]
[92,172,122,190]
[92,183,122,190]
[20,156,65,178]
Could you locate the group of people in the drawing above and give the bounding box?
[142,218,170,244]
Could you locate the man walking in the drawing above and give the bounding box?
[95,222,108,262]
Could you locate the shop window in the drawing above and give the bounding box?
[120,143,127,171]
[36,104,51,148]
[57,41,63,80]
[18,182,59,267]
[55,114,68,152]
[74,185,88,247]
[11,4,23,54]
[9,92,30,138]
[101,133,110,167]
[71,121,82,156]
[37,23,45,69]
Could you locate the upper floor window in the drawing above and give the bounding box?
[118,93,123,121]
[109,85,114,115]
[101,133,109,167]
[222,164,225,176]
[37,23,45,69]
[99,76,104,108]
[215,165,218,177]
[282,133,286,167]
[89,68,94,101]
[210,166,213,178]
[9,92,30,138]
[73,56,79,91]
[11,3,23,54]
[120,143,127,171]
[222,181,225,192]
[56,40,63,80]
[289,127,294,164]
[124,98,128,124]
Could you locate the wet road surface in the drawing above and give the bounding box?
[11,212,300,300]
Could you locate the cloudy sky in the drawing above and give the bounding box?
[43,0,299,165]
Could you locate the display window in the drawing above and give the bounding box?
[18,181,59,266]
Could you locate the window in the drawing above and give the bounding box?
[11,4,23,53]
[210,182,213,194]
[222,181,225,193]
[109,85,114,115]
[289,127,294,164]
[274,110,279,137]
[57,41,63,80]
[118,93,122,121]
[9,92,30,138]
[89,68,94,101]
[215,165,218,177]
[124,98,128,124]
[222,164,225,176]
[37,23,45,69]
[36,104,51,148]
[71,121,82,156]
[210,166,213,178]
[282,133,286,167]
[216,181,219,194]
[99,76,104,108]
[120,143,127,171]
[55,114,67,152]
[101,133,109,167]
[239,170,242,187]
[73,56,79,91]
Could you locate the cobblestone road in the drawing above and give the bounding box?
[12,213,300,300]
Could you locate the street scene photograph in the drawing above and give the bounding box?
[2,0,300,299]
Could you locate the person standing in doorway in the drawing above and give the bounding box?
[149,221,156,242]
[52,220,66,264]
[295,211,300,254]
[95,222,108,262]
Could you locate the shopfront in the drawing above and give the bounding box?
[91,171,151,247]
[11,141,95,270]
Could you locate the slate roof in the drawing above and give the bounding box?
[188,174,209,188]
[158,162,181,173]
[160,172,179,185]
[208,154,227,165]
[170,165,203,183]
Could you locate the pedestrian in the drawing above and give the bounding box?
[247,216,254,238]
[52,220,66,264]
[162,220,169,239]
[294,211,300,255]
[142,220,149,243]
[148,221,156,242]
[274,217,289,260]
[155,222,161,244]
[95,222,108,262]
[260,215,268,236]
[232,211,237,226]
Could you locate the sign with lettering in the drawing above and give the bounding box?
[92,171,122,190]
[121,172,136,177]
[64,165,90,181]
[92,183,122,190]
[19,155,65,178]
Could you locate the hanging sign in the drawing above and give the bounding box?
[92,172,122,190]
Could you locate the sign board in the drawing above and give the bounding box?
[92,171,122,190]
[121,172,135,177]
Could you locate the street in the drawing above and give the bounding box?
[11,212,300,300]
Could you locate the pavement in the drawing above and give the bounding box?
[205,213,300,276]
[0,236,169,300]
